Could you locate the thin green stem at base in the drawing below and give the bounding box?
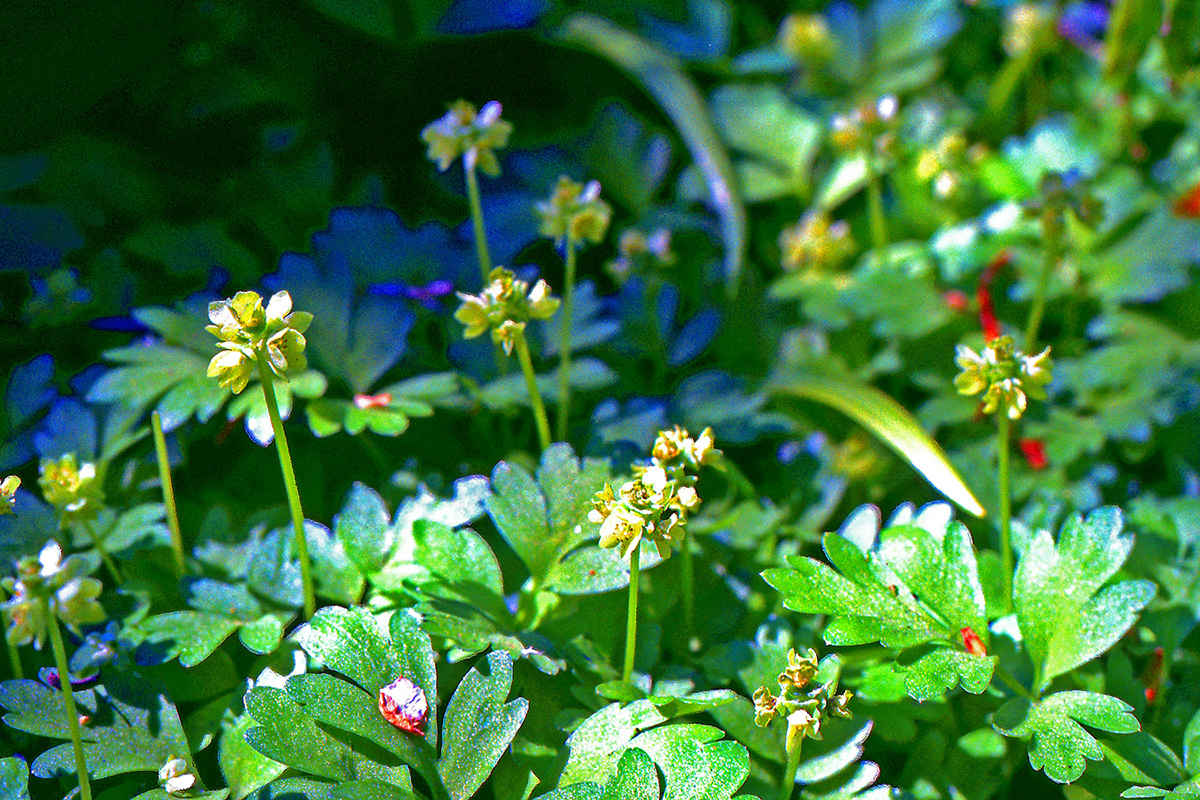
[623,545,641,684]
[256,354,316,620]
[464,163,492,285]
[1,590,22,679]
[865,148,887,261]
[46,600,92,800]
[779,735,802,800]
[151,411,185,575]
[81,520,121,584]
[997,412,1013,606]
[680,538,695,637]
[556,234,577,442]
[512,327,552,452]
[1024,237,1060,352]
[993,663,1035,701]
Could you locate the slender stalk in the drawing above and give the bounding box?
[680,537,695,638]
[464,162,492,285]
[255,354,315,620]
[151,411,185,575]
[864,147,887,260]
[779,734,802,800]
[622,545,641,684]
[81,520,121,584]
[997,413,1013,606]
[512,327,552,452]
[1024,235,1061,352]
[45,599,92,800]
[1,589,22,679]
[993,663,1035,701]
[556,232,578,442]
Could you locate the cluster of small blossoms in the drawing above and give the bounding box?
[1,475,19,516]
[829,95,899,156]
[1023,171,1104,239]
[158,757,197,795]
[778,211,855,274]
[454,267,560,355]
[206,290,312,394]
[536,175,613,247]
[913,132,986,201]
[954,335,1052,420]
[420,99,513,176]
[607,227,675,283]
[39,454,103,523]
[753,648,853,749]
[589,426,718,560]
[776,13,834,63]
[2,541,104,649]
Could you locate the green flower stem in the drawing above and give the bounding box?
[45,598,92,800]
[680,538,695,638]
[779,733,802,800]
[255,353,316,620]
[464,162,493,285]
[81,519,121,584]
[623,544,641,684]
[151,411,185,575]
[1,589,22,679]
[512,327,552,452]
[865,147,887,260]
[993,664,1035,701]
[996,412,1014,606]
[1024,235,1061,352]
[556,231,578,442]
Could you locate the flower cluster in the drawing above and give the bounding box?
[607,227,675,283]
[588,426,718,560]
[753,648,853,750]
[954,335,1053,419]
[206,290,312,394]
[0,475,19,516]
[39,454,103,522]
[777,13,834,63]
[536,175,612,247]
[3,541,104,649]
[914,131,986,201]
[778,211,855,274]
[829,95,898,155]
[1023,171,1104,239]
[454,267,560,355]
[421,99,513,177]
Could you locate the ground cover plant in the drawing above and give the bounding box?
[1,0,1200,798]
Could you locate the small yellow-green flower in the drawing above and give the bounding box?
[0,475,19,516]
[39,454,102,522]
[777,13,834,62]
[778,647,819,691]
[753,686,781,726]
[206,290,312,394]
[454,267,560,355]
[421,99,513,177]
[607,227,675,283]
[536,176,612,247]
[954,335,1052,419]
[3,541,104,649]
[778,211,854,274]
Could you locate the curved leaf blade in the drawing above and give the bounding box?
[771,374,985,517]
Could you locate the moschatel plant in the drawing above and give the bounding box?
[2,1,1200,799]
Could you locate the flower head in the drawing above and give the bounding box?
[206,290,311,393]
[778,648,819,691]
[777,13,834,62]
[536,176,612,247]
[954,335,1052,419]
[753,686,781,726]
[778,211,854,274]
[454,267,560,355]
[0,475,19,516]
[39,454,102,522]
[421,99,513,176]
[159,757,197,795]
[607,227,674,283]
[4,540,104,649]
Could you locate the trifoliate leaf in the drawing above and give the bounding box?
[1013,507,1155,692]
[992,691,1139,784]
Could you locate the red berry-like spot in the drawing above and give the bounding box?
[960,626,987,657]
[354,392,394,410]
[1173,183,1200,218]
[378,676,428,735]
[943,290,970,313]
[1018,438,1048,471]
